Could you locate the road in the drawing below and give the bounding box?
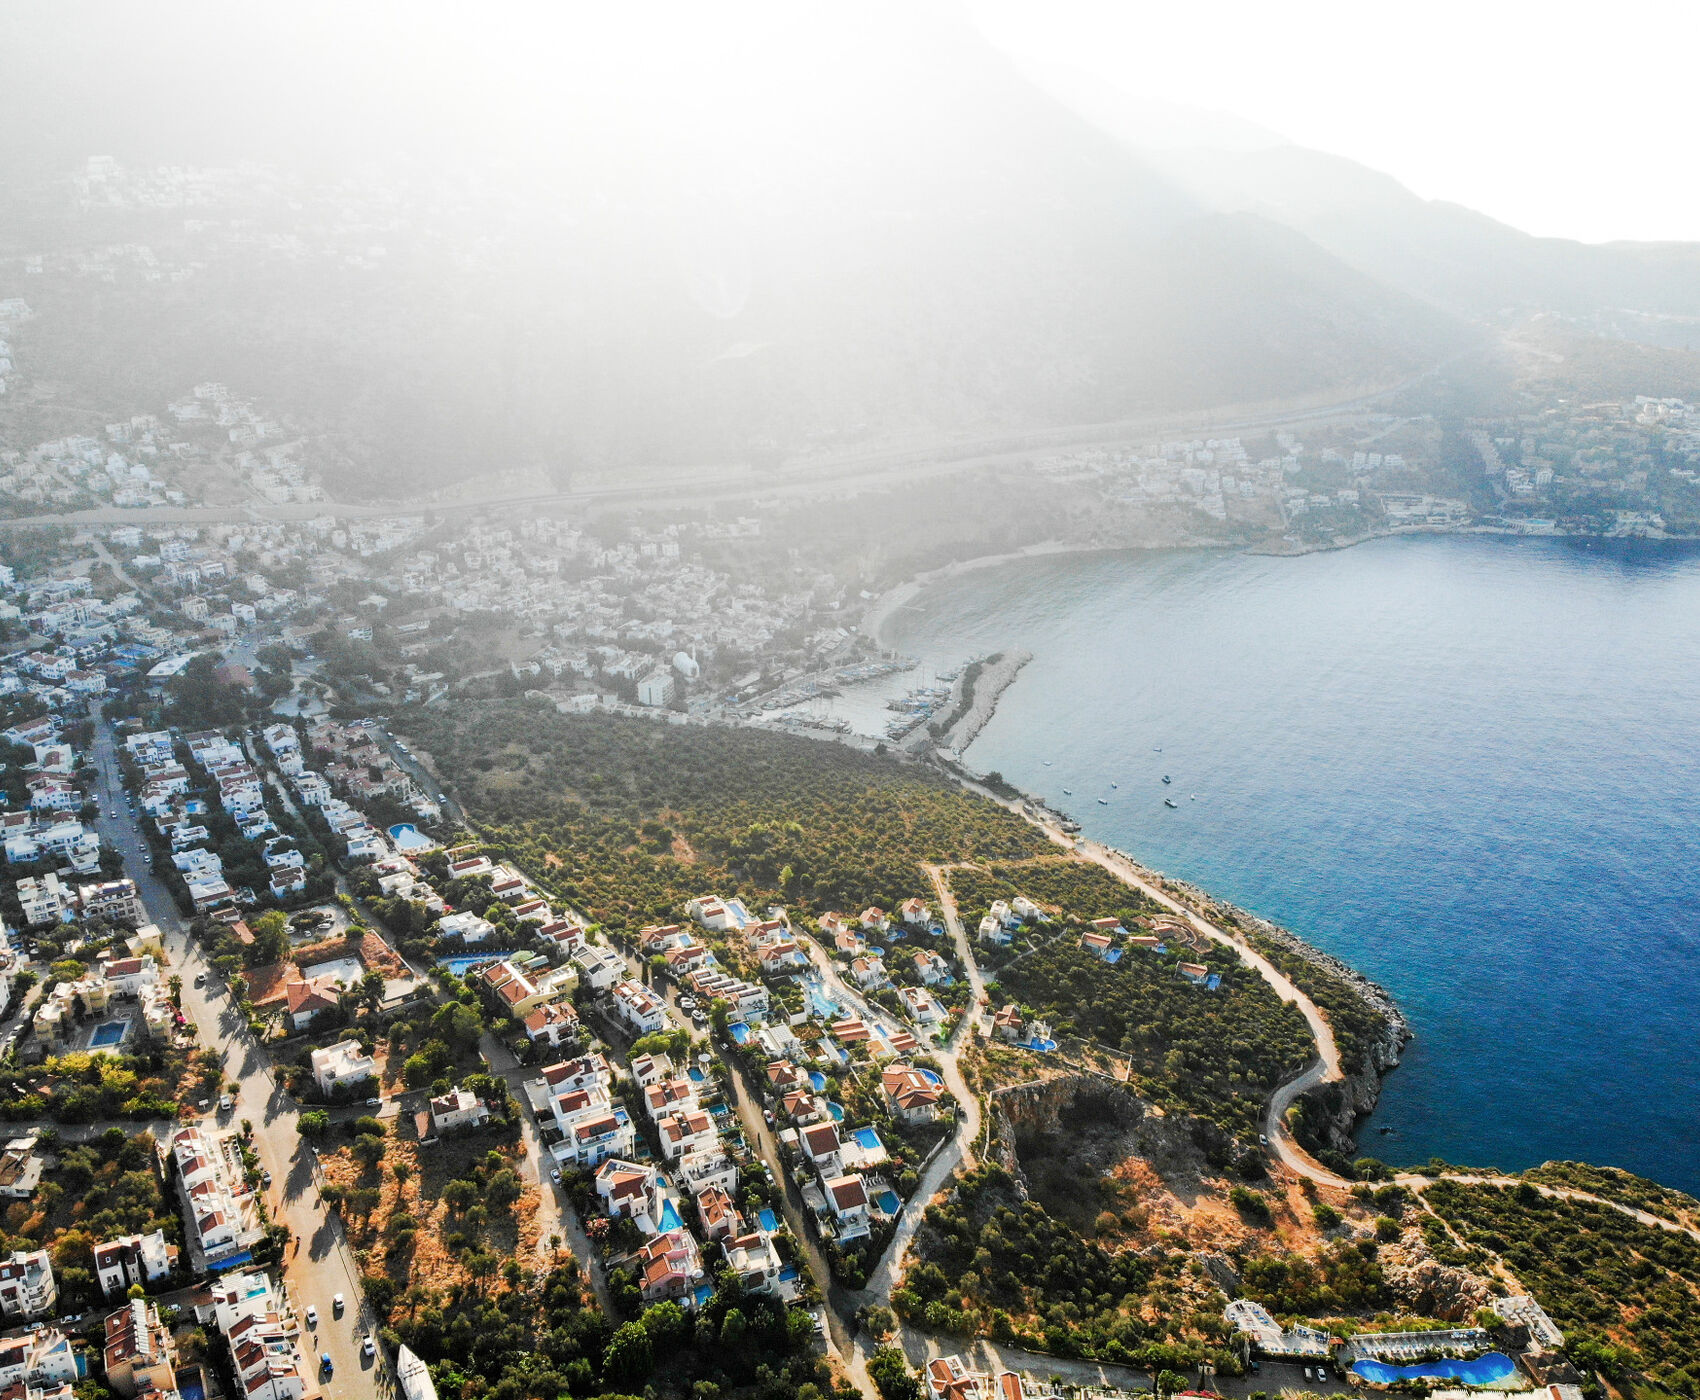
[86,704,393,1399]
[0,357,1474,535]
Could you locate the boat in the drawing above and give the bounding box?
[1042,760,1052,766]
[1164,797,1179,809]
[1161,775,1171,785]
[1110,782,1118,789]
[1097,798,1109,805]
[1062,788,1072,795]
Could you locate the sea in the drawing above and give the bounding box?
[873,534,1700,1193]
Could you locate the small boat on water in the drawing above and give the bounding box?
[1110,782,1118,789]
[1043,760,1052,766]
[1164,797,1179,809]
[1161,774,1171,785]
[1062,788,1072,795]
[1097,798,1110,805]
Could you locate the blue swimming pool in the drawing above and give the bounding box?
[728,1022,751,1044]
[437,953,512,975]
[1352,1353,1516,1387]
[1025,1037,1057,1052]
[873,1189,901,1215]
[807,1070,827,1092]
[90,1020,126,1048]
[388,823,436,852]
[827,1101,845,1122]
[687,1066,706,1083]
[758,1208,779,1232]
[778,1262,800,1282]
[851,1126,883,1152]
[658,1200,684,1232]
[918,1069,942,1086]
[807,987,840,1018]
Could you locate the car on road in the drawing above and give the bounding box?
[305,1306,318,1328]
[218,1094,233,1112]
[763,1109,774,1127]
[365,1097,382,1107]
[261,1169,272,1186]
[193,971,205,986]
[362,1334,376,1358]
[320,1352,333,1376]
[1259,1133,1269,1147]
[550,1168,561,1184]
[332,1293,345,1315]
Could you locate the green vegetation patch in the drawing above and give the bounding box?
[1521,1161,1699,1225]
[1424,1179,1700,1398]
[405,703,1049,931]
[995,939,1312,1135]
[900,1164,1235,1372]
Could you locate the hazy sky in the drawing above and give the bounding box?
[968,0,1700,245]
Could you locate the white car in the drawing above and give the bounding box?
[362,1334,376,1358]
[332,1292,345,1315]
[218,1094,233,1112]
[550,1168,562,1184]
[305,1306,318,1328]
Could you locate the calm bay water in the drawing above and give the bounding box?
[884,535,1700,1192]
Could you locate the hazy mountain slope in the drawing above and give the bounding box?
[0,4,1468,496]
[1138,144,1700,319]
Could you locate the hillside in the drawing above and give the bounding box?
[0,4,1467,499]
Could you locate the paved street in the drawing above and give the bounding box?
[87,705,393,1399]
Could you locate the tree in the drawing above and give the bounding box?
[248,910,290,967]
[868,1347,919,1400]
[357,968,385,1014]
[296,1110,329,1139]
[601,1319,653,1386]
[1156,1371,1187,1400]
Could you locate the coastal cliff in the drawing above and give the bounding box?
[1109,866,1412,1162]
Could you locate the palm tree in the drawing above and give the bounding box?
[168,975,183,1008]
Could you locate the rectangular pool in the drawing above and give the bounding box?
[90,1021,127,1048]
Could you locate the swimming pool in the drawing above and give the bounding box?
[827,1101,845,1122]
[873,1189,901,1215]
[1025,1037,1057,1052]
[687,1066,706,1083]
[1352,1353,1516,1387]
[918,1069,942,1086]
[758,1208,779,1233]
[658,1201,684,1232]
[388,823,436,853]
[437,953,512,975]
[90,1020,127,1048]
[851,1126,883,1152]
[807,987,840,1018]
[728,1022,752,1044]
[807,1070,827,1093]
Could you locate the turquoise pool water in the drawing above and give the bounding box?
[918,1069,941,1086]
[873,1189,901,1215]
[658,1201,683,1232]
[728,1022,751,1044]
[388,823,436,852]
[1352,1353,1515,1386]
[90,1020,127,1048]
[807,1070,827,1092]
[758,1208,778,1232]
[827,1101,845,1122]
[437,954,511,975]
[851,1126,883,1152]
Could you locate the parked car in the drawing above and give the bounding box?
[193,972,206,986]
[550,1168,561,1184]
[305,1306,318,1328]
[332,1293,345,1315]
[362,1334,376,1358]
[218,1094,233,1112]
[320,1352,333,1376]
[365,1097,382,1107]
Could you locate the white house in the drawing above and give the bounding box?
[92,1229,174,1297]
[310,1039,377,1096]
[0,1249,55,1319]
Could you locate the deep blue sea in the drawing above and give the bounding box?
[883,535,1700,1193]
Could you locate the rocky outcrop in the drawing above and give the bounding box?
[1381,1227,1494,1320]
[988,1073,1148,1196]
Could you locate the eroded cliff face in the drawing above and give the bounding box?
[987,1074,1146,1197]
